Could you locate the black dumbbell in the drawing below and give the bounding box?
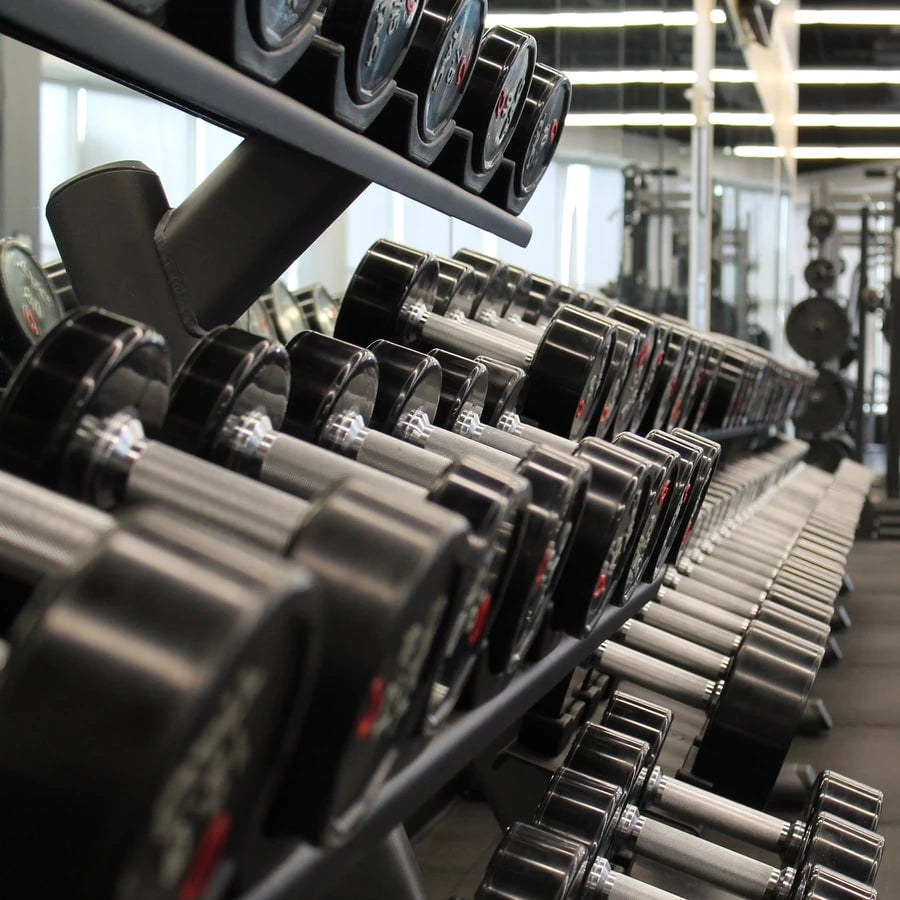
[483,63,571,212]
[0,478,321,899]
[478,821,685,899]
[162,325,529,726]
[592,619,823,804]
[598,692,883,868]
[333,239,614,440]
[0,308,470,842]
[319,0,424,107]
[0,238,67,383]
[164,0,320,83]
[387,0,486,151]
[435,256,637,440]
[437,25,536,179]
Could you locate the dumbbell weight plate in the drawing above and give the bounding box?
[808,208,836,242]
[321,0,425,106]
[804,258,837,294]
[786,297,851,363]
[250,0,320,50]
[0,506,321,900]
[452,26,537,174]
[476,822,589,899]
[503,64,570,198]
[692,620,824,804]
[0,308,171,489]
[794,370,852,434]
[0,238,67,384]
[396,0,486,142]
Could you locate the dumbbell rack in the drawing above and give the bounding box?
[0,0,530,247]
[0,5,795,898]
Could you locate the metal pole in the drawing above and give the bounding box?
[855,205,870,463]
[689,0,715,331]
[887,171,900,497]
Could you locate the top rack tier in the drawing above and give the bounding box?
[0,0,533,247]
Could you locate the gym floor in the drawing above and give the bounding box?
[413,539,899,898]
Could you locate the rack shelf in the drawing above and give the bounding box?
[699,423,780,448]
[241,576,663,899]
[0,0,532,248]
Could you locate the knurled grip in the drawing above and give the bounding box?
[126,441,311,556]
[0,470,113,583]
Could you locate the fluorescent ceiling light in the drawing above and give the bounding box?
[709,112,774,126]
[796,69,900,84]
[711,68,759,83]
[566,69,696,86]
[733,146,786,158]
[564,68,756,85]
[795,9,900,26]
[793,146,900,160]
[485,9,726,29]
[566,112,697,127]
[568,112,774,128]
[794,113,900,127]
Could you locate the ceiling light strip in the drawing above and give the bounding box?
[484,9,726,29]
[795,10,900,26]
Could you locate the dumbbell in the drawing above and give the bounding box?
[316,0,424,108]
[386,0,486,151]
[435,256,638,440]
[637,321,696,433]
[436,25,536,179]
[591,619,823,803]
[481,820,877,900]
[680,338,725,431]
[164,0,320,83]
[0,238,67,382]
[699,344,755,430]
[160,325,532,729]
[398,346,670,630]
[530,731,882,896]
[0,307,471,842]
[598,691,883,867]
[478,821,689,899]
[333,239,614,440]
[0,479,322,899]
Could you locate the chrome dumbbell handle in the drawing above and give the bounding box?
[644,768,802,855]
[620,806,794,900]
[583,855,685,899]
